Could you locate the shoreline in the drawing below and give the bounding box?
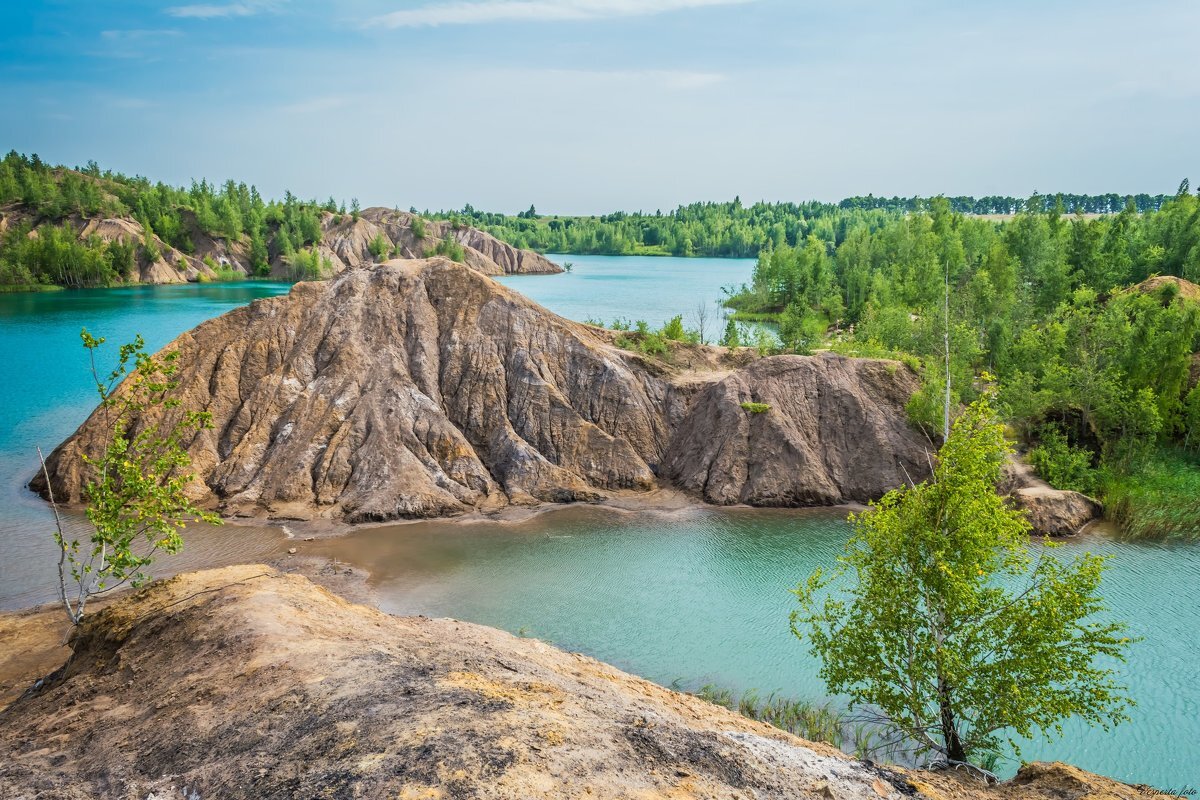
[217,486,868,540]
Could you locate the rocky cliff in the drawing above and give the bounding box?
[0,565,1155,800]
[35,258,932,522]
[664,356,930,506]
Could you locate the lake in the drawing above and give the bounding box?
[496,253,756,331]
[0,282,295,609]
[303,506,1199,784]
[0,259,1194,785]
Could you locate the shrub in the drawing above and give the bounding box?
[660,314,686,341]
[425,235,466,263]
[142,238,161,263]
[410,216,427,240]
[286,248,331,281]
[740,402,771,414]
[1028,425,1098,495]
[39,331,220,625]
[368,233,390,261]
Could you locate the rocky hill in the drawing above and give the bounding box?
[35,258,933,523]
[0,565,1153,800]
[0,202,560,286]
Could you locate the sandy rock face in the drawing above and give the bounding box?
[35,259,932,522]
[1013,488,1103,537]
[663,356,931,506]
[0,566,1153,800]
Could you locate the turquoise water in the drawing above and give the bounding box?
[0,264,1196,786]
[312,506,1200,786]
[496,253,756,331]
[0,282,294,609]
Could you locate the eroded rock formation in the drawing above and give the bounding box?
[35,258,932,522]
[304,207,562,278]
[664,356,930,506]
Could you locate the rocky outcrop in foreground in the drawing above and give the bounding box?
[36,258,932,522]
[0,566,1154,800]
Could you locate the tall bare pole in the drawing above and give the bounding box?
[943,264,951,442]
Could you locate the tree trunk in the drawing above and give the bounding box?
[938,678,966,763]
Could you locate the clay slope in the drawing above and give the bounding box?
[35,259,933,522]
[0,565,1151,800]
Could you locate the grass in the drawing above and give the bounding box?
[0,283,65,293]
[726,310,780,323]
[1102,449,1200,540]
[740,402,771,414]
[692,685,845,749]
[212,267,245,282]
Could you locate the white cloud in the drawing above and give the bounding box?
[277,96,351,114]
[165,1,281,19]
[540,68,727,90]
[371,0,754,28]
[100,29,183,40]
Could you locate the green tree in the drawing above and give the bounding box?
[791,398,1134,772]
[410,216,427,241]
[368,232,390,261]
[38,331,220,625]
[720,317,741,348]
[660,314,686,341]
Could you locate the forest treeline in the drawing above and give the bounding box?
[721,186,1200,538]
[433,190,1173,258]
[0,151,346,288]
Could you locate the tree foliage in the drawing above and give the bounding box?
[40,331,220,625]
[0,151,331,289]
[791,398,1135,769]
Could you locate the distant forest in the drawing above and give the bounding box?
[0,151,342,287]
[431,190,1176,259]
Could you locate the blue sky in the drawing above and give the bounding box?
[1,0,1197,214]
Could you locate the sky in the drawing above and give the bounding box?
[1,0,1197,215]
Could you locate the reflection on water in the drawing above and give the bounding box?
[1,505,287,611]
[309,505,1200,786]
